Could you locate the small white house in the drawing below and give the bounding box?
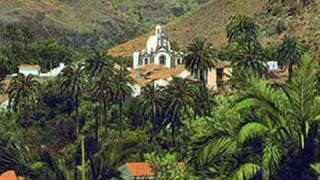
[267,61,279,71]
[18,64,41,76]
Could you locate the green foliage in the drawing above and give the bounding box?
[144,152,191,180]
[232,163,260,180]
[7,74,39,114]
[184,38,217,83]
[239,122,268,144]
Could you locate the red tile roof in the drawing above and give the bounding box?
[0,171,18,180]
[130,64,187,87]
[126,163,154,177]
[123,162,185,177]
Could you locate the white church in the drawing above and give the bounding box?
[133,25,184,69]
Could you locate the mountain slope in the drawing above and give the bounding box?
[108,0,320,60]
[107,0,267,57]
[0,0,206,48]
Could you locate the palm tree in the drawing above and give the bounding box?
[7,73,39,112]
[163,77,193,145]
[226,15,258,44]
[228,41,267,75]
[85,51,113,78]
[59,64,85,136]
[184,38,216,85]
[277,36,305,82]
[195,54,320,179]
[137,81,164,135]
[85,51,115,143]
[92,72,115,142]
[112,66,133,137]
[190,82,215,117]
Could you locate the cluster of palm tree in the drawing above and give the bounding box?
[137,78,215,146]
[194,54,320,179]
[59,51,133,141]
[224,15,306,84]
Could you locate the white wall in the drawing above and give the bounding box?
[19,68,40,76]
[133,52,140,69]
[130,84,142,97]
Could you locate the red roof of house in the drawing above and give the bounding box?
[126,163,154,177]
[0,171,18,180]
[124,162,185,177]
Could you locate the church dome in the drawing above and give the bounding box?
[146,35,158,54]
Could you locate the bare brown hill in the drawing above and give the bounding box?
[107,0,267,57]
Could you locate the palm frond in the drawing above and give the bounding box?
[239,122,268,143]
[232,163,261,180]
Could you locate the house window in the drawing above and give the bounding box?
[159,55,166,65]
[216,68,224,89]
[144,58,149,65]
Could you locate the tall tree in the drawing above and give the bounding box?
[138,82,164,135]
[163,77,193,145]
[7,73,39,112]
[226,15,267,75]
[228,41,267,75]
[92,72,114,143]
[277,36,305,82]
[226,15,258,44]
[85,51,113,78]
[59,64,85,136]
[85,51,115,143]
[112,66,133,137]
[184,38,216,84]
[191,82,214,117]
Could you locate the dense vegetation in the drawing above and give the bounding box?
[0,0,207,49]
[1,7,320,180]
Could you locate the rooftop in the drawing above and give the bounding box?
[125,162,154,177]
[120,162,185,177]
[0,170,18,180]
[130,64,187,87]
[18,64,40,68]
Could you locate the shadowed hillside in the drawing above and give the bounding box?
[0,0,206,49]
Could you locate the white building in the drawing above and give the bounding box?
[18,64,41,76]
[133,25,184,69]
[267,61,279,71]
[40,63,65,77]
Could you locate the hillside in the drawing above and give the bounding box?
[0,0,206,49]
[108,0,320,59]
[107,0,267,57]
